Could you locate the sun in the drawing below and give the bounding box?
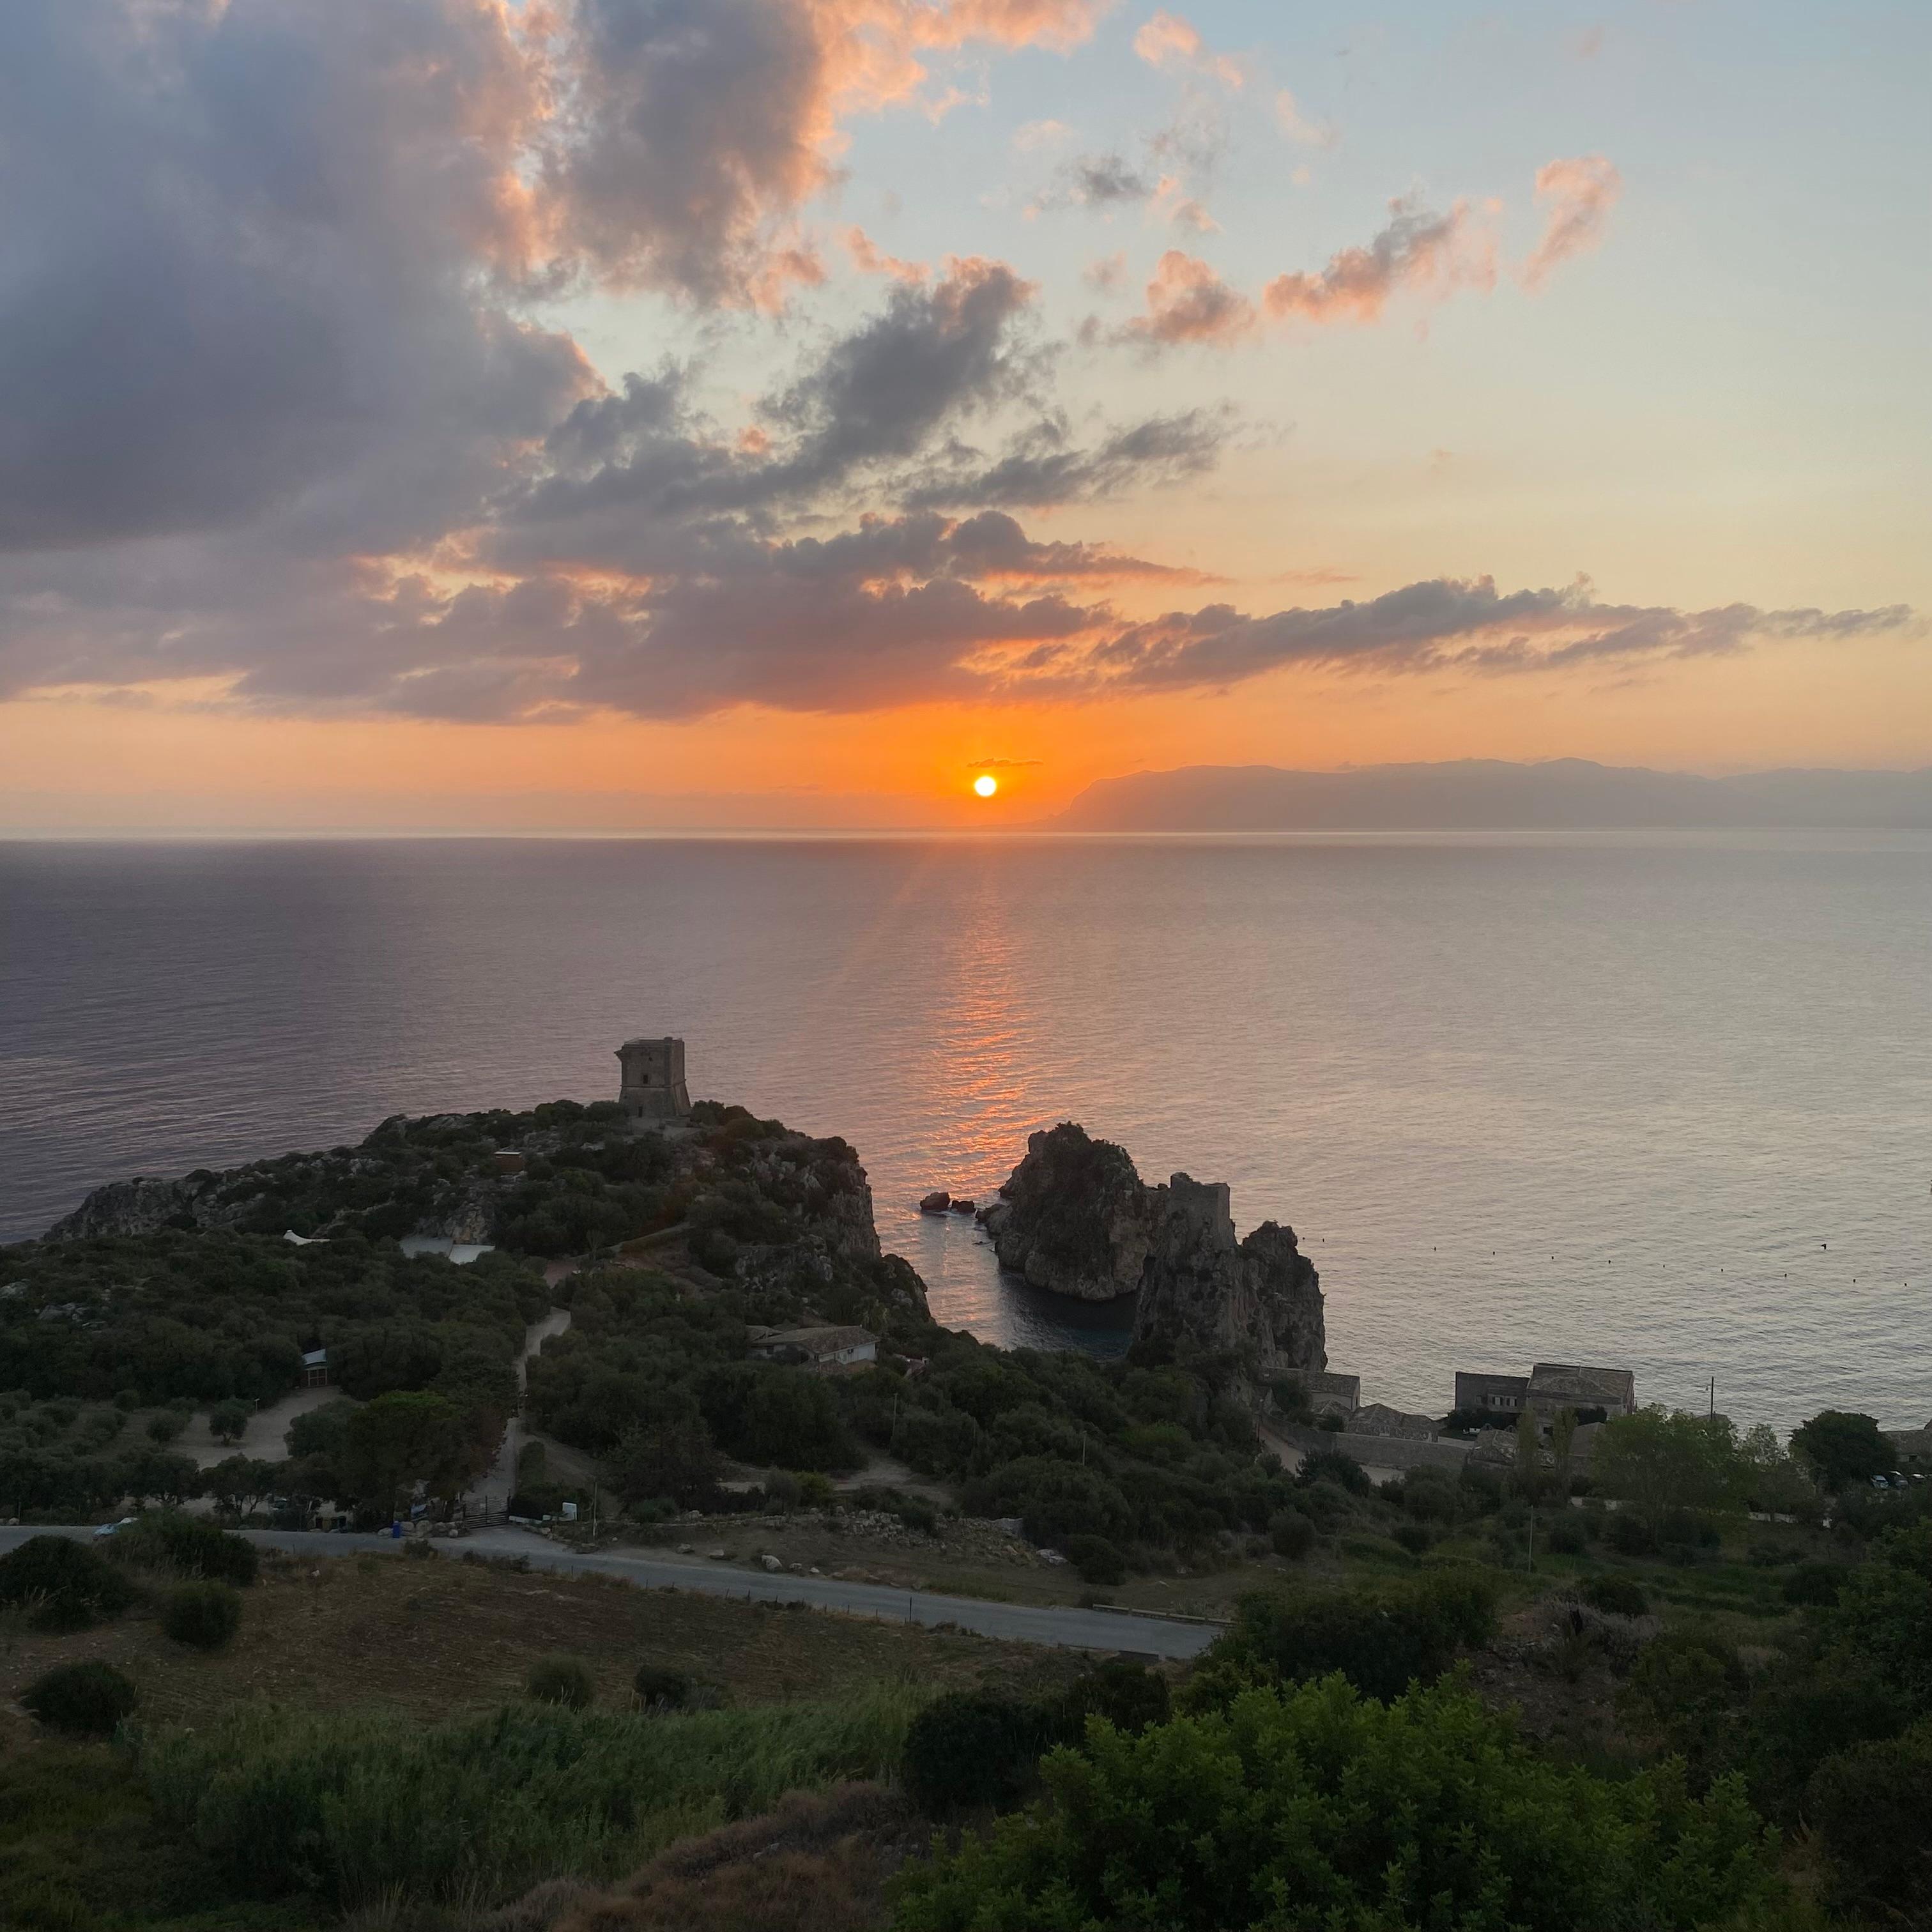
[973,773,999,798]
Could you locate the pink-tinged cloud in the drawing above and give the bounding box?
[1262,194,1495,325]
[1132,9,1243,88]
[1151,175,1218,232]
[1522,154,1623,289]
[843,226,928,280]
[1274,89,1337,150]
[1126,251,1257,345]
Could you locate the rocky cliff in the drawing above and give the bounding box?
[40,1103,928,1324]
[979,1123,1324,1383]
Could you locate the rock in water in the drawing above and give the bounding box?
[979,1123,1324,1383]
[977,1123,1160,1300]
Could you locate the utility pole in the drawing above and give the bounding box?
[1708,1376,1715,1418]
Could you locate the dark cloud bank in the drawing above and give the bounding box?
[0,0,1911,724]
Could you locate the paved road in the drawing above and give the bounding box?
[0,1524,1219,1660]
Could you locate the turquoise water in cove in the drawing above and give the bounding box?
[2,833,1928,1432]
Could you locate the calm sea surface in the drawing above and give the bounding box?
[3,835,1928,1432]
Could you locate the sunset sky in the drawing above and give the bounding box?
[1,0,1925,831]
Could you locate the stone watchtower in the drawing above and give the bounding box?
[616,1036,691,1122]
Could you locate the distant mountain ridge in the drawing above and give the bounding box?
[1048,759,1932,832]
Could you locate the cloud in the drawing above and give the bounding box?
[1521,155,1623,289]
[967,755,1043,766]
[1275,89,1337,150]
[1125,252,1257,344]
[540,0,1112,304]
[1262,194,1496,324]
[1151,176,1218,232]
[896,405,1236,508]
[1085,251,1130,293]
[1075,579,1917,691]
[0,0,592,553]
[1133,10,1243,89]
[843,227,929,280]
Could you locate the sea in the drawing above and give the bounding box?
[3,833,1928,1433]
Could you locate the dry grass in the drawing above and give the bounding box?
[0,1548,1087,1728]
[489,1784,918,1932]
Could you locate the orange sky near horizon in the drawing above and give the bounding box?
[5,625,1927,833]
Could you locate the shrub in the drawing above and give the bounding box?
[1043,1663,1170,1747]
[1391,1522,1432,1556]
[1296,1447,1371,1497]
[1782,1561,1848,1607]
[1197,1570,1497,1706]
[1604,1510,1658,1557]
[161,1580,243,1648]
[633,1664,691,1712]
[1066,1533,1126,1586]
[1582,1574,1650,1617]
[0,1534,138,1631]
[901,1690,1039,1815]
[146,1411,186,1444]
[105,1511,259,1586]
[22,1660,139,1736]
[1807,1719,1932,1911]
[892,1676,1782,1932]
[1544,1515,1589,1556]
[526,1654,595,1709]
[1268,1508,1315,1560]
[962,1457,1133,1547]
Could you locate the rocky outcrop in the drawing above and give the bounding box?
[45,1172,243,1239]
[979,1123,1324,1383]
[978,1124,1162,1300]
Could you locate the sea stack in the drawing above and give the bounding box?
[978,1123,1326,1384]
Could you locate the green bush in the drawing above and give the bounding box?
[892,1676,1781,1932]
[1296,1446,1371,1496]
[1603,1510,1657,1556]
[22,1659,139,1736]
[1042,1662,1170,1746]
[1582,1574,1649,1617]
[1781,1560,1848,1607]
[632,1664,691,1712]
[0,1534,138,1631]
[1391,1522,1432,1556]
[1196,1570,1497,1706]
[1807,1719,1932,1911]
[160,1580,243,1648]
[105,1511,259,1586]
[1544,1515,1589,1556]
[1065,1533,1126,1586]
[1266,1508,1314,1560]
[140,1689,917,1910]
[901,1690,1040,1815]
[526,1654,595,1708]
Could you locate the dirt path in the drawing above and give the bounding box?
[468,1305,572,1508]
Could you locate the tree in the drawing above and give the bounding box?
[607,1392,721,1510]
[1791,1410,1894,1491]
[1549,1406,1579,1488]
[205,1454,277,1517]
[338,1390,477,1519]
[208,1400,250,1445]
[1590,1406,1751,1516]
